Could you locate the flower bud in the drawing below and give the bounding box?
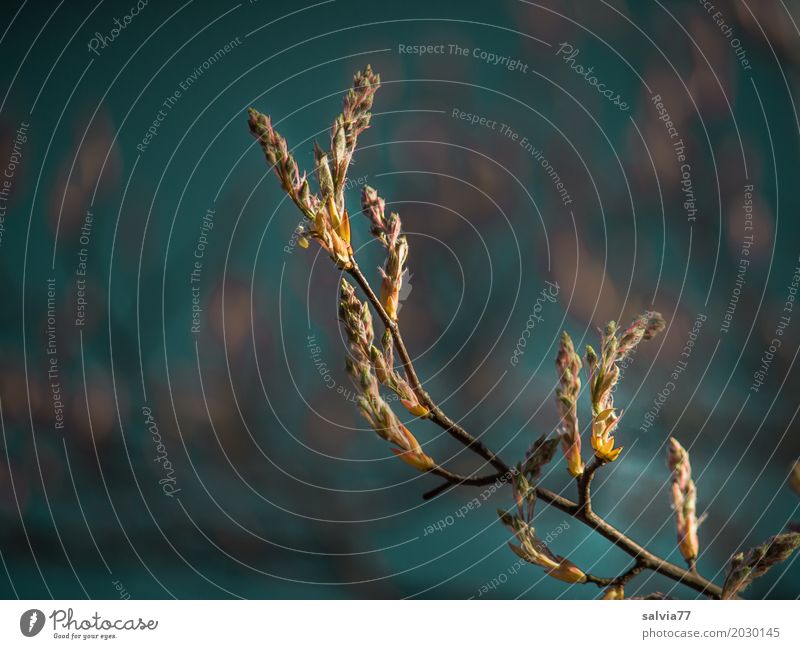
[667,437,699,565]
[314,143,335,197]
[556,331,583,477]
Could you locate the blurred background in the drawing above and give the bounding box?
[1,0,799,599]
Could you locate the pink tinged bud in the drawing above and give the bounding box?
[361,185,387,239]
[617,311,666,358]
[504,519,587,584]
[676,481,699,562]
[556,332,584,476]
[390,424,435,472]
[667,437,699,563]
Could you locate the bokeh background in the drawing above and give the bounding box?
[1,0,799,599]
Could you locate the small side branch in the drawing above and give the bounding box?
[577,456,604,515]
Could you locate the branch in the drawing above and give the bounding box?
[352,261,721,598]
[535,483,722,599]
[348,263,510,475]
[250,76,724,601]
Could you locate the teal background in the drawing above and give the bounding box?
[0,0,799,599]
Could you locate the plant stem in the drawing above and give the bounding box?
[577,456,604,515]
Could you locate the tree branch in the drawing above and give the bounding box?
[253,78,726,601]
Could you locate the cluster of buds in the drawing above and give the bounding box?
[339,275,426,418]
[330,65,380,214]
[498,509,587,584]
[667,437,700,566]
[339,280,374,364]
[339,281,434,472]
[248,108,352,267]
[721,532,800,599]
[497,446,583,584]
[247,67,381,270]
[510,468,537,524]
[356,388,436,472]
[585,312,665,463]
[247,109,319,218]
[555,332,584,477]
[362,185,409,321]
[370,330,429,418]
[507,437,559,551]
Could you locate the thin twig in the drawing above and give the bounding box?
[423,480,458,500]
[430,466,505,488]
[584,573,614,588]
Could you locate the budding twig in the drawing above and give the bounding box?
[245,65,800,601]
